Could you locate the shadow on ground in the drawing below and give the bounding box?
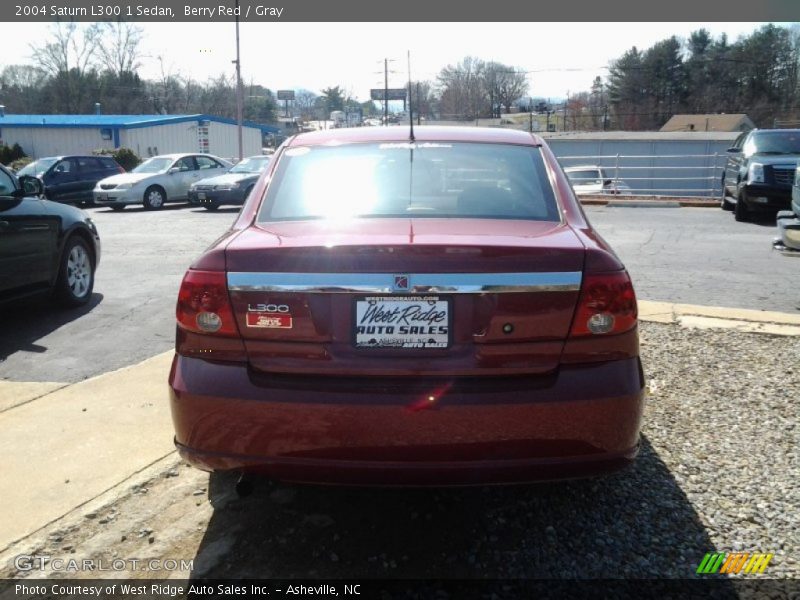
[189,437,732,586]
[0,293,103,362]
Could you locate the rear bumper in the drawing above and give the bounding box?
[169,355,645,485]
[188,189,246,206]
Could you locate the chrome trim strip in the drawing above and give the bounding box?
[227,272,582,293]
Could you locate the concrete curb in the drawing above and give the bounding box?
[581,197,719,208]
[639,300,800,336]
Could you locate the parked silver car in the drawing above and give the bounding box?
[564,165,631,196]
[93,153,232,210]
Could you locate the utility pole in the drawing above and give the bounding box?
[234,0,243,161]
[416,82,421,125]
[603,105,608,131]
[563,91,569,132]
[384,58,389,126]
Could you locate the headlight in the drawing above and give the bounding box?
[747,162,765,183]
[214,183,240,191]
[115,182,133,190]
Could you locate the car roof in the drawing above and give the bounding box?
[33,155,116,160]
[287,126,542,147]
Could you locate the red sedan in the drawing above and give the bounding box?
[169,126,644,486]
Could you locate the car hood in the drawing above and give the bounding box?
[194,173,258,186]
[98,172,159,186]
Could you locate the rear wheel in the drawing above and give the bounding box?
[55,236,94,307]
[143,186,166,210]
[734,191,750,222]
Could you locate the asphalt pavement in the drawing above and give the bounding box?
[1,204,798,384]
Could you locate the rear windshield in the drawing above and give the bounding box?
[566,169,602,183]
[257,142,559,222]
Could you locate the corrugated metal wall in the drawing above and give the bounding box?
[206,121,262,160]
[2,120,263,162]
[548,139,737,196]
[1,127,114,158]
[122,122,198,158]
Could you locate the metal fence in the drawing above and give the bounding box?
[555,152,728,198]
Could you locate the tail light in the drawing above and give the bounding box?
[177,270,238,336]
[569,271,637,337]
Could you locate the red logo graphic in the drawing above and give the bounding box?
[246,313,293,329]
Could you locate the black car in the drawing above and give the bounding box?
[0,163,101,307]
[187,155,270,211]
[721,129,800,222]
[16,155,124,206]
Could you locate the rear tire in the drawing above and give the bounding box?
[143,186,166,210]
[734,191,750,222]
[54,236,94,307]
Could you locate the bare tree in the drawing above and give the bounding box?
[96,22,143,77]
[30,22,99,76]
[437,56,488,119]
[294,89,317,120]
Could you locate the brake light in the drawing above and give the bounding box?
[176,270,238,336]
[569,271,637,337]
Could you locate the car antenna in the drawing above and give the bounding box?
[407,50,415,142]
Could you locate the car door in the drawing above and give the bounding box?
[0,169,59,294]
[167,156,198,200]
[76,157,106,202]
[44,158,80,203]
[724,132,747,197]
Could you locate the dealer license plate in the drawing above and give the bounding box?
[197,192,207,200]
[354,296,450,349]
[96,194,108,201]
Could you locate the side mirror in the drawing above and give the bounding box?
[603,179,613,186]
[727,147,740,153]
[18,175,44,196]
[168,167,180,175]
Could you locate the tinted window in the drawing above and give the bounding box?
[259,142,559,222]
[0,168,16,195]
[174,157,196,171]
[196,156,222,170]
[77,157,104,172]
[100,158,120,170]
[54,159,74,173]
[566,169,602,183]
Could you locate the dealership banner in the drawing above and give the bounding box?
[1,0,798,22]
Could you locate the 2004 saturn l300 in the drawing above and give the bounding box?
[168,126,644,486]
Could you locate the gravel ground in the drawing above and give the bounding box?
[3,322,798,584]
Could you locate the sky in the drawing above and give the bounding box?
[0,21,779,101]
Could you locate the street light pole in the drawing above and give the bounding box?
[234,0,244,161]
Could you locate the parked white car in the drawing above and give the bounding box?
[564,165,631,196]
[93,153,232,210]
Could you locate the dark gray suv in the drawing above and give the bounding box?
[721,129,800,222]
[16,155,124,206]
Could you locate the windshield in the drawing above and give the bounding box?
[230,156,270,173]
[566,169,602,183]
[258,142,559,222]
[744,131,800,155]
[132,157,173,173]
[17,158,58,177]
